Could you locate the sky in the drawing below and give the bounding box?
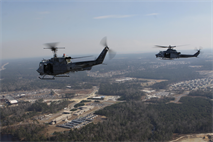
[1,0,212,59]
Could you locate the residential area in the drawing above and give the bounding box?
[169,77,213,91]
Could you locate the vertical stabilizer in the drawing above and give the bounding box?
[95,47,109,64]
[194,50,200,57]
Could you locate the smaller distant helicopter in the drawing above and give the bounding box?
[155,45,200,59]
[37,37,115,80]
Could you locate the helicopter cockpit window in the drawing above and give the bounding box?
[66,59,71,64]
[39,62,43,67]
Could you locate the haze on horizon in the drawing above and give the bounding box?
[1,0,212,59]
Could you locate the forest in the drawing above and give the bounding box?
[98,82,145,100]
[127,64,200,83]
[2,96,211,141]
[188,89,213,99]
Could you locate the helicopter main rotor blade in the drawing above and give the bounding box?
[44,43,65,52]
[155,45,177,49]
[155,44,189,48]
[44,43,65,48]
[44,42,65,58]
[65,55,93,60]
[45,42,58,46]
[176,44,189,47]
[44,47,65,49]
[155,45,170,48]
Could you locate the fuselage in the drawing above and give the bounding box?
[37,57,69,76]
[37,47,109,76]
[155,49,199,59]
[155,49,180,59]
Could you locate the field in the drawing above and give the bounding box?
[170,133,213,142]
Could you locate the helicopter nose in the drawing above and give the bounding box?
[37,68,43,75]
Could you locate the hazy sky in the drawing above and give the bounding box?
[1,0,212,59]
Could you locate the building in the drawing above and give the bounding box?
[20,94,26,97]
[73,110,83,116]
[5,96,18,105]
[142,90,155,93]
[88,96,105,100]
[0,96,6,102]
[63,111,71,114]
[51,114,72,125]
[57,114,98,129]
[155,92,170,97]
[73,106,94,116]
[79,106,94,112]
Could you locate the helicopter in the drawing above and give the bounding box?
[155,45,200,59]
[36,37,115,80]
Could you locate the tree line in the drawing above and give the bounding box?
[98,82,145,100]
[188,89,213,99]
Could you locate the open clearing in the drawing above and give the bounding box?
[139,78,167,87]
[169,91,189,104]
[170,133,213,142]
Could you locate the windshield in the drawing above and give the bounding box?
[39,62,43,67]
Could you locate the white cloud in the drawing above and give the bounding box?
[145,13,159,16]
[94,15,134,19]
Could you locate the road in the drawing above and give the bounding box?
[0,63,9,71]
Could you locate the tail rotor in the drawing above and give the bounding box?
[100,37,116,60]
[194,46,203,57]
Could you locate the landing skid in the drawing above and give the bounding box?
[39,75,55,80]
[55,74,69,77]
[38,74,69,80]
